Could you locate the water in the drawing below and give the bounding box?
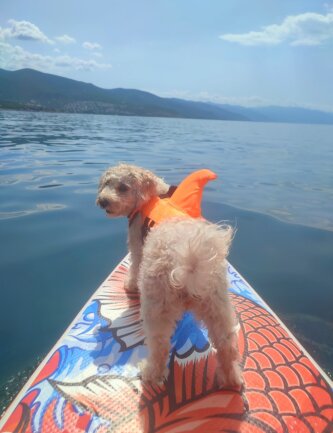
[0,110,332,411]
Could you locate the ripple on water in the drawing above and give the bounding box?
[0,203,66,220]
[38,183,63,189]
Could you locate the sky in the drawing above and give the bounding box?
[1,0,333,111]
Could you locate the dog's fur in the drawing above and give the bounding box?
[97,163,243,387]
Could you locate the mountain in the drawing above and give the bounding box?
[210,104,333,125]
[0,68,247,121]
[0,68,332,124]
[247,106,333,125]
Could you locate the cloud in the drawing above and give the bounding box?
[55,34,76,45]
[82,41,102,50]
[0,19,53,44]
[53,55,110,70]
[0,41,112,71]
[0,18,111,73]
[220,10,333,46]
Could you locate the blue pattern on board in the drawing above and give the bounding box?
[228,264,267,310]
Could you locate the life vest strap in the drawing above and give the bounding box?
[128,209,139,227]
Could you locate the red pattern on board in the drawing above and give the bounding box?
[31,350,61,387]
[1,292,333,433]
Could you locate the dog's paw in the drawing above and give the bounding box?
[124,274,138,291]
[139,361,168,386]
[216,363,244,390]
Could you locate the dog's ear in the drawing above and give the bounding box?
[137,169,159,203]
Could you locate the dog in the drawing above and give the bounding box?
[96,163,243,388]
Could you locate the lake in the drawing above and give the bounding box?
[0,110,332,412]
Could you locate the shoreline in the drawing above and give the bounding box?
[2,107,333,127]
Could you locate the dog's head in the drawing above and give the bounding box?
[96,163,163,217]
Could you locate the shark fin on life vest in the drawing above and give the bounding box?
[169,169,217,218]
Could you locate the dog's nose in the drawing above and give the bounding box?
[97,197,109,209]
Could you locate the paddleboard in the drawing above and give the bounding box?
[0,255,332,433]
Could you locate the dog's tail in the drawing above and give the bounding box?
[169,221,234,298]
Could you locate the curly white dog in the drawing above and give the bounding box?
[96,163,243,388]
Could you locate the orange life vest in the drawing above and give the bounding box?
[128,169,217,239]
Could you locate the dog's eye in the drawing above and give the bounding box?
[117,183,129,193]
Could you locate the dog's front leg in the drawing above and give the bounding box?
[125,216,143,291]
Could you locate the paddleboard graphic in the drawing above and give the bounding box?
[1,256,332,432]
